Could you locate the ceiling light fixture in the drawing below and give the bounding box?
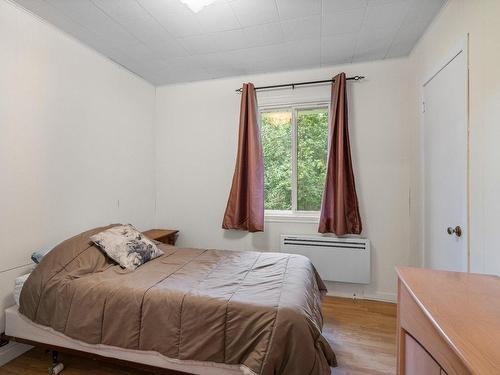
[179,0,217,13]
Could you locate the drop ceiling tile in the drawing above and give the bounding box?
[352,48,387,62]
[230,0,279,27]
[9,0,41,7]
[195,2,240,33]
[236,39,320,74]
[385,40,413,57]
[18,0,139,61]
[141,0,196,15]
[46,0,107,24]
[152,57,210,85]
[17,0,83,29]
[117,41,160,59]
[406,0,446,24]
[91,0,146,22]
[386,18,429,57]
[194,51,246,71]
[137,0,203,37]
[198,53,249,78]
[109,53,156,76]
[143,38,189,59]
[179,29,245,54]
[243,22,284,48]
[322,8,366,36]
[354,27,394,61]
[394,18,428,43]
[363,1,411,31]
[285,38,321,67]
[321,33,357,65]
[14,0,98,39]
[125,58,171,75]
[12,0,446,85]
[275,0,321,21]
[323,0,368,13]
[356,26,395,49]
[98,45,133,64]
[73,34,117,53]
[281,15,320,41]
[140,59,172,73]
[178,34,211,54]
[160,55,205,70]
[46,0,134,44]
[133,70,158,84]
[119,14,171,43]
[229,43,289,72]
[367,0,409,6]
[155,14,203,38]
[11,0,51,15]
[243,59,287,74]
[205,69,247,79]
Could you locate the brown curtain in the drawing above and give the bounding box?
[222,83,264,232]
[319,73,362,235]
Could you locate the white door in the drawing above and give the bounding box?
[423,47,468,272]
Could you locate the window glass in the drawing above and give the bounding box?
[261,110,292,210]
[261,106,328,213]
[297,108,329,211]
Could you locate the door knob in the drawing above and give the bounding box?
[447,226,462,237]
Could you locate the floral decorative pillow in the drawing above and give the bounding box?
[90,224,163,270]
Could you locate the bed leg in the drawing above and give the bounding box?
[48,350,64,375]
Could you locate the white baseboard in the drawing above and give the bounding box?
[0,341,32,367]
[326,290,397,303]
[363,291,397,303]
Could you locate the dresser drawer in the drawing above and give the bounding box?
[397,279,470,375]
[405,334,441,375]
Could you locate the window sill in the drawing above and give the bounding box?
[265,212,320,224]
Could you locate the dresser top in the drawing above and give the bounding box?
[143,229,178,239]
[397,266,500,374]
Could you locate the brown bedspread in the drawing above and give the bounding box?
[19,226,336,375]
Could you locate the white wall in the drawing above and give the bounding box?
[155,59,412,301]
[408,0,500,274]
[0,0,156,332]
[9,0,491,327]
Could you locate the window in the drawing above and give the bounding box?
[261,104,329,220]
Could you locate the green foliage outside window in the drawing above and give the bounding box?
[261,111,292,210]
[297,108,328,211]
[261,107,328,212]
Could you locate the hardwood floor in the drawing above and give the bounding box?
[325,297,397,375]
[0,297,396,375]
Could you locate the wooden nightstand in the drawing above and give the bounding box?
[143,229,179,245]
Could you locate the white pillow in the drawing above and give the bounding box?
[90,224,163,270]
[14,273,31,306]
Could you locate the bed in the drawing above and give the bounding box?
[6,226,336,375]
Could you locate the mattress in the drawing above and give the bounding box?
[5,305,245,375]
[13,273,30,306]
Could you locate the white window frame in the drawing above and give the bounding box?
[260,101,330,223]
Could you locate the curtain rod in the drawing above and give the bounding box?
[235,75,365,93]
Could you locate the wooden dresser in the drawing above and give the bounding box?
[397,267,500,375]
[143,229,179,245]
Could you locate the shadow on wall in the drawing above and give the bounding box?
[223,230,248,241]
[222,228,276,252]
[251,231,274,252]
